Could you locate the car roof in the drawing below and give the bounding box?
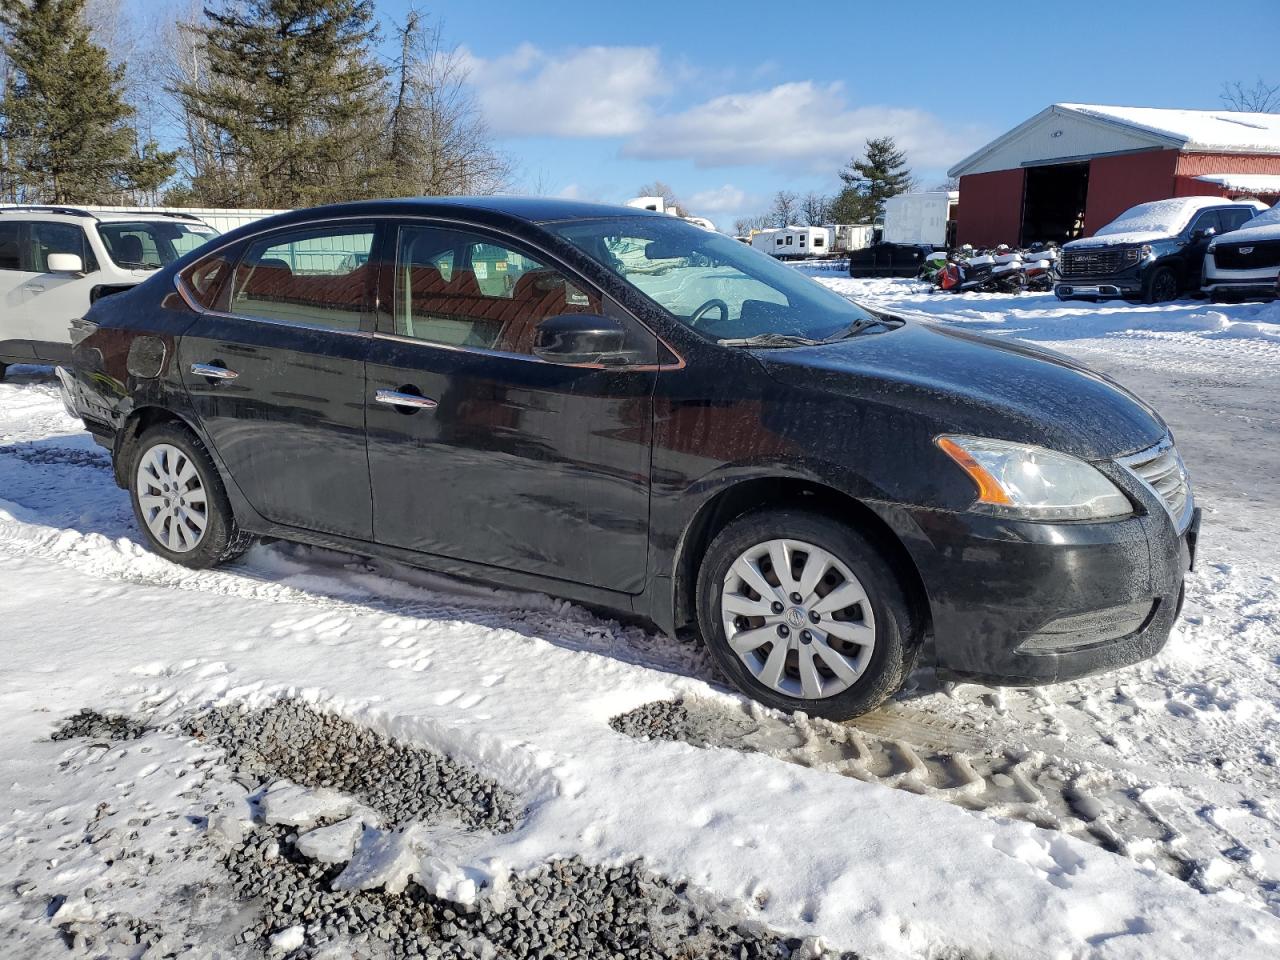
[235,196,664,229]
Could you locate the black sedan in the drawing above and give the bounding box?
[59,198,1199,719]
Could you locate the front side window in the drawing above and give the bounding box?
[546,216,880,341]
[230,227,375,331]
[394,224,598,353]
[30,222,92,272]
[1189,211,1222,237]
[1221,208,1256,232]
[97,221,217,270]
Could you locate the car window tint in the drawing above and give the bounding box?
[29,222,88,272]
[1221,208,1255,232]
[0,222,20,271]
[180,251,235,310]
[230,228,374,331]
[394,225,598,354]
[1190,211,1222,236]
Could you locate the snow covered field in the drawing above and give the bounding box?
[1,280,1278,959]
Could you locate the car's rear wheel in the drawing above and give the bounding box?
[130,422,252,568]
[696,509,919,720]
[1144,266,1178,304]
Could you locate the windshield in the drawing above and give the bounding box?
[544,216,879,342]
[96,220,219,270]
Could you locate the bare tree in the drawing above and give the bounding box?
[635,181,687,216]
[385,8,511,196]
[732,213,772,236]
[769,190,799,227]
[930,176,960,192]
[1220,78,1280,113]
[800,191,829,226]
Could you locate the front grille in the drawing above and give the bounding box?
[1213,240,1280,270]
[1059,248,1127,277]
[1117,439,1193,532]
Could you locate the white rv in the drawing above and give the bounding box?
[831,224,875,253]
[750,225,831,259]
[881,192,958,248]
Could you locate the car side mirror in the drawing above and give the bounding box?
[47,253,84,274]
[533,313,634,366]
[1191,227,1216,242]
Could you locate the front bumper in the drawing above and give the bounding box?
[1054,261,1147,300]
[890,496,1198,687]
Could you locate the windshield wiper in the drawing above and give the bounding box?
[717,332,826,348]
[821,315,894,341]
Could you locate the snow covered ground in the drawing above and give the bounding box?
[1,280,1278,958]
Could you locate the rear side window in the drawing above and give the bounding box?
[1221,208,1257,232]
[179,251,235,310]
[0,222,20,271]
[229,226,375,332]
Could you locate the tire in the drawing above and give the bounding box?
[695,508,920,720]
[129,422,253,568]
[1143,266,1178,304]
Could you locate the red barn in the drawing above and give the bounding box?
[949,104,1280,248]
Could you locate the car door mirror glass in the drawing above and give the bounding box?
[533,313,637,365]
[46,252,84,274]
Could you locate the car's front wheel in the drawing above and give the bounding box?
[696,509,920,720]
[1144,266,1179,304]
[130,422,253,568]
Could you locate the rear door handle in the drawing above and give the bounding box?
[191,362,238,380]
[375,388,437,411]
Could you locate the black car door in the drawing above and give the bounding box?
[1183,209,1223,281]
[177,221,378,540]
[364,220,658,593]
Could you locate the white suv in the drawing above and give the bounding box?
[1203,201,1280,301]
[0,206,218,378]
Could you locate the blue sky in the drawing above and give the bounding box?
[371,0,1279,228]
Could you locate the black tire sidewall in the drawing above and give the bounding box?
[696,509,917,720]
[129,423,240,569]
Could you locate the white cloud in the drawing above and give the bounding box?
[462,43,669,138]
[686,184,754,215]
[622,81,984,175]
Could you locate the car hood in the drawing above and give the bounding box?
[1213,221,1280,245]
[754,320,1167,461]
[1063,232,1167,249]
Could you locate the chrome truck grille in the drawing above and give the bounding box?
[1060,248,1126,277]
[1117,438,1194,533]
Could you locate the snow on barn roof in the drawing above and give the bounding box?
[1061,104,1280,153]
[1194,172,1280,193]
[948,104,1280,177]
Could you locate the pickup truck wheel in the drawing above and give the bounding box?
[1144,266,1178,304]
[129,422,253,568]
[696,509,919,720]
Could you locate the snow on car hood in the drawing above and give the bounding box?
[753,319,1167,461]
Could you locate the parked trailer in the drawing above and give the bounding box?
[881,191,958,248]
[750,225,832,259]
[831,223,875,253]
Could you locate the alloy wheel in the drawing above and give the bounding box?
[720,538,877,700]
[135,442,209,553]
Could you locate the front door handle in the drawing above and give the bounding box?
[375,388,438,411]
[191,362,239,380]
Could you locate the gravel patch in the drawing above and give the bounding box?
[186,699,519,832]
[52,708,149,742]
[225,826,856,960]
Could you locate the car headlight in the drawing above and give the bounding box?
[936,436,1132,521]
[1139,243,1153,259]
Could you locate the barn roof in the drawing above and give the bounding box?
[949,104,1280,178]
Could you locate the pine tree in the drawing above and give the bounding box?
[829,136,915,224]
[0,0,176,204]
[175,0,389,207]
